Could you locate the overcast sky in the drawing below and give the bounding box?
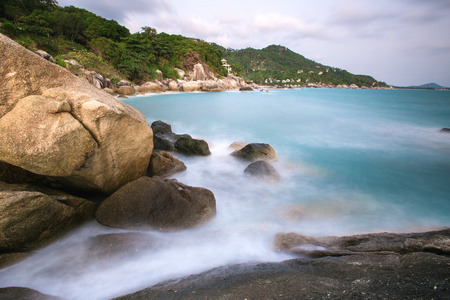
[57,0,450,87]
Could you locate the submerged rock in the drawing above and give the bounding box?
[0,181,96,252]
[244,161,280,181]
[0,287,63,300]
[95,177,216,231]
[228,142,248,151]
[231,143,277,162]
[148,151,187,178]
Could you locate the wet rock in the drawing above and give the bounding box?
[228,142,248,151]
[231,143,277,162]
[440,128,450,133]
[148,151,187,178]
[239,86,254,91]
[174,136,211,156]
[87,232,161,261]
[95,177,216,231]
[0,181,97,252]
[0,287,63,300]
[0,252,31,269]
[273,228,450,257]
[153,133,192,151]
[151,120,172,135]
[244,161,280,181]
[115,251,450,300]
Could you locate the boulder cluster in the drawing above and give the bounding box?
[0,34,216,267]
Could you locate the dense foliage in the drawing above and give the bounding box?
[214,44,387,87]
[0,1,227,83]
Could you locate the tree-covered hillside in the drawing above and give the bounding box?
[214,44,386,87]
[1,1,386,87]
[0,0,227,83]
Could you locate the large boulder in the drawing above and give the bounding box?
[201,81,225,92]
[0,33,153,194]
[147,151,187,177]
[115,85,135,95]
[137,82,163,94]
[231,143,277,162]
[95,176,216,231]
[244,161,280,181]
[218,75,249,90]
[179,81,202,92]
[174,136,211,156]
[0,181,97,252]
[193,63,206,81]
[167,80,179,91]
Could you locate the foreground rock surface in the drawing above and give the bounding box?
[274,228,450,257]
[0,33,153,194]
[115,229,450,300]
[0,181,96,252]
[95,176,216,230]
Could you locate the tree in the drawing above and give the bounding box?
[141,26,157,37]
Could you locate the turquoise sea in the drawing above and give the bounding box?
[1,88,449,299]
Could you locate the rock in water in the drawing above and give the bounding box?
[231,143,277,162]
[148,151,187,177]
[0,33,153,194]
[151,120,172,135]
[0,181,96,252]
[244,161,280,181]
[95,177,216,230]
[174,136,211,156]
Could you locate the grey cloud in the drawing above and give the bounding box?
[58,0,173,22]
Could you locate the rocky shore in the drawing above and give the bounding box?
[0,33,448,299]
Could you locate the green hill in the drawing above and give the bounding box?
[0,0,226,84]
[1,0,386,88]
[213,44,387,87]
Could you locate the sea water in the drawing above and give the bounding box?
[1,89,449,299]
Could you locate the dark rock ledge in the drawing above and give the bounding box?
[112,228,449,300]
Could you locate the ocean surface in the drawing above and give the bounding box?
[1,88,449,299]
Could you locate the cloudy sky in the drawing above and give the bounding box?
[57,0,450,87]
